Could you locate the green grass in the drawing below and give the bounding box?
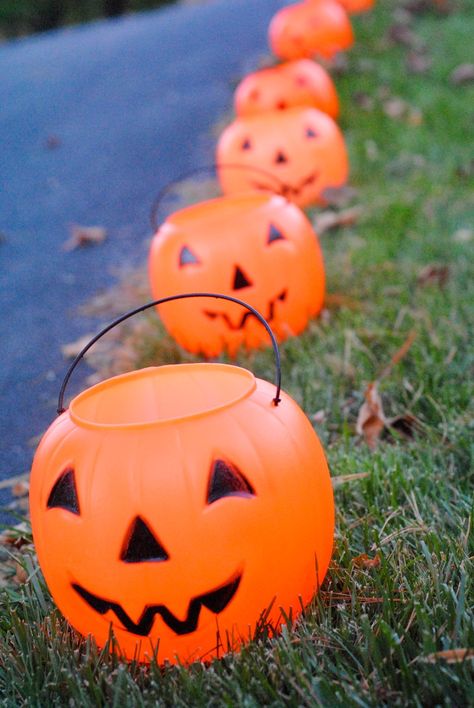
[1,0,473,704]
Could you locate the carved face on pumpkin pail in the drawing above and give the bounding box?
[216,107,348,208]
[148,192,325,356]
[30,364,334,664]
[268,0,354,61]
[234,59,339,119]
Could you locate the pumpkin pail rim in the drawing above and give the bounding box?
[68,363,257,430]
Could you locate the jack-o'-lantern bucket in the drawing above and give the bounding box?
[29,294,334,665]
[148,191,325,357]
[234,59,339,119]
[268,0,354,61]
[216,107,349,208]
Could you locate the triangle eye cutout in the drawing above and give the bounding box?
[47,467,80,514]
[121,516,169,563]
[306,127,318,139]
[207,459,255,505]
[267,224,286,245]
[179,245,200,267]
[241,138,252,150]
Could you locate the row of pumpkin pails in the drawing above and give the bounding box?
[29,0,376,667]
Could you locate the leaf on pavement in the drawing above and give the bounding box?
[61,334,94,359]
[63,225,107,251]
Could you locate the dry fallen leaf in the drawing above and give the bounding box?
[311,410,326,424]
[11,481,29,498]
[14,563,28,585]
[313,206,362,235]
[352,552,381,569]
[406,51,432,74]
[383,97,409,119]
[450,63,474,85]
[332,472,369,488]
[324,293,361,311]
[63,225,107,251]
[423,648,474,664]
[417,264,450,288]
[320,185,358,208]
[356,382,387,449]
[61,334,95,359]
[387,413,423,439]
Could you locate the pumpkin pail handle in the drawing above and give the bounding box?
[150,164,290,231]
[57,293,282,415]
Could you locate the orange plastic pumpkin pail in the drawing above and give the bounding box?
[268,0,354,61]
[234,59,339,119]
[30,294,334,665]
[149,191,325,356]
[216,108,349,208]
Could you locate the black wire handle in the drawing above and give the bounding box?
[57,292,282,415]
[149,163,290,231]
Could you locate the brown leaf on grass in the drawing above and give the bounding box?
[332,472,369,488]
[313,206,362,235]
[14,563,28,585]
[61,334,95,359]
[311,410,326,424]
[387,413,423,439]
[324,293,361,310]
[406,50,432,74]
[450,63,474,85]
[352,552,381,569]
[376,329,417,381]
[319,185,358,207]
[353,92,375,110]
[356,382,387,449]
[387,23,422,50]
[383,97,410,119]
[63,225,107,251]
[417,264,450,288]
[423,648,474,664]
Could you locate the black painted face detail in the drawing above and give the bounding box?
[121,516,169,563]
[47,468,80,515]
[267,224,286,244]
[232,266,252,290]
[241,138,252,150]
[179,245,200,267]
[207,459,255,505]
[275,150,288,165]
[306,127,318,139]
[203,289,287,331]
[72,572,242,636]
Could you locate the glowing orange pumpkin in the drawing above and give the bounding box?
[30,302,334,665]
[148,192,325,356]
[216,107,349,208]
[268,0,354,61]
[234,59,339,119]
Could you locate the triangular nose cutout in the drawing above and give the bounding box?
[275,151,288,164]
[121,517,169,563]
[233,266,252,290]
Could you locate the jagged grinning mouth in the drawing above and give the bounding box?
[72,572,242,637]
[203,290,287,330]
[251,171,320,198]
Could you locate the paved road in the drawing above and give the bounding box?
[0,0,286,506]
